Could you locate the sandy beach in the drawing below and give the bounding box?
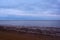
[0,30,59,40]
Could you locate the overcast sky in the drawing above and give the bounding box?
[0,0,60,20]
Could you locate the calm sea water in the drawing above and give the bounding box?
[0,20,60,28]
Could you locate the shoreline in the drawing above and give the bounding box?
[0,25,60,36]
[0,25,60,40]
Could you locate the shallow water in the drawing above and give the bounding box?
[0,20,60,28]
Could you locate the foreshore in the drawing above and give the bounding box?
[0,25,60,40]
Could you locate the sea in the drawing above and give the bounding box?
[0,20,60,28]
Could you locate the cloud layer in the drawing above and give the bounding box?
[0,8,60,16]
[0,0,60,20]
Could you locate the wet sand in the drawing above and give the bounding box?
[0,31,59,40]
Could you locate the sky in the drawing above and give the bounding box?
[0,0,60,20]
